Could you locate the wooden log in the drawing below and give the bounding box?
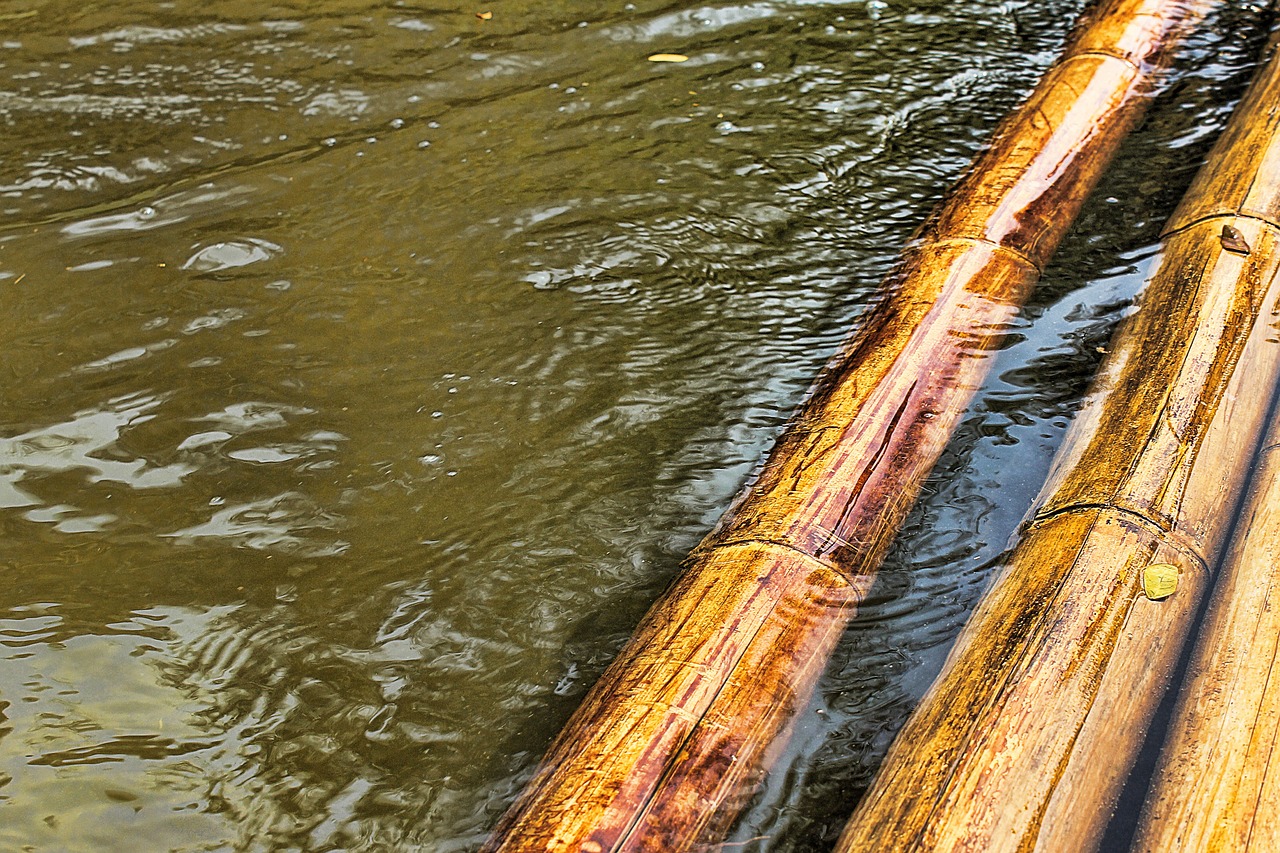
[484,2,1221,850]
[836,30,1280,853]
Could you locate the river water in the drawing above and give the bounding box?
[0,1,1271,850]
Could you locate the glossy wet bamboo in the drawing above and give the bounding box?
[485,2,1220,850]
[837,31,1280,853]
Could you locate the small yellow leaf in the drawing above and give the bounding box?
[1143,563,1179,601]
[475,10,492,20]
[648,53,689,63]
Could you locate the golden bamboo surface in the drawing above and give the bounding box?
[1132,394,1280,853]
[1132,52,1280,843]
[837,31,1280,853]
[485,2,1220,850]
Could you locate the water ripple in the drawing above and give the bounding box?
[0,393,192,509]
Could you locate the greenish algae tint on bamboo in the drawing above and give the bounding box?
[0,1,1272,850]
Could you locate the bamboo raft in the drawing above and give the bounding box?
[485,1,1222,850]
[838,28,1280,853]
[1131,41,1280,853]
[1134,395,1280,852]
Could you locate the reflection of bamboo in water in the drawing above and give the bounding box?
[484,1,1225,850]
[838,31,1280,853]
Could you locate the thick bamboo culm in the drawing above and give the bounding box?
[837,31,1280,853]
[1133,392,1280,851]
[1131,52,1280,848]
[485,2,1219,851]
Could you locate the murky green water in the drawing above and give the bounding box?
[0,1,1272,850]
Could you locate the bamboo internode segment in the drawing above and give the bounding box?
[837,34,1280,853]
[485,2,1218,851]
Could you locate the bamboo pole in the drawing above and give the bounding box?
[485,2,1221,850]
[1131,54,1280,843]
[836,30,1280,853]
[1132,390,1280,852]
